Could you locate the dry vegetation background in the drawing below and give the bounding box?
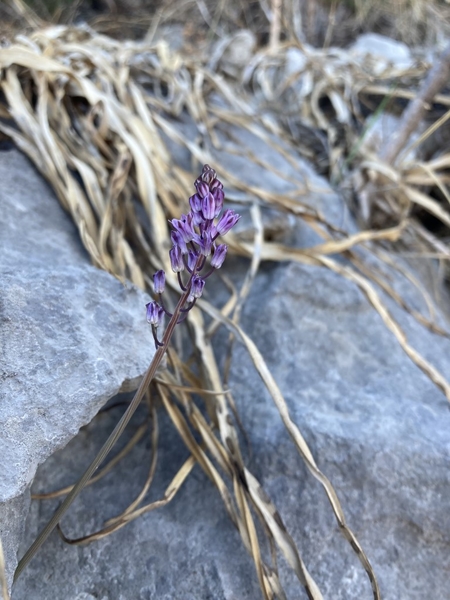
[2,0,450,599]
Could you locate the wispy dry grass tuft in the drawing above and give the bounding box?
[2,3,450,598]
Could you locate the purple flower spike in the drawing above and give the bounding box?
[191,275,205,299]
[169,245,184,272]
[210,244,228,269]
[148,164,239,335]
[153,269,165,294]
[216,209,240,236]
[146,301,164,327]
[202,192,216,220]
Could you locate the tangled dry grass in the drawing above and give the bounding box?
[2,1,450,598]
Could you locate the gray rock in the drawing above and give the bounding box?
[231,260,450,599]
[349,33,414,73]
[12,253,450,599]
[10,159,450,598]
[0,149,155,585]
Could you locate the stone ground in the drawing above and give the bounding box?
[0,147,154,587]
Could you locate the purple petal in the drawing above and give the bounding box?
[202,192,216,220]
[152,269,166,294]
[169,245,184,272]
[210,244,228,269]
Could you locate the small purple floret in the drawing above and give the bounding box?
[194,231,212,256]
[200,164,215,185]
[189,194,202,213]
[170,214,194,244]
[216,209,240,236]
[202,192,216,220]
[170,230,188,254]
[191,275,205,299]
[210,244,228,269]
[153,270,165,294]
[146,301,164,327]
[212,188,224,217]
[187,250,198,272]
[169,245,184,272]
[195,180,209,199]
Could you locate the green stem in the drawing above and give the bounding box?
[14,269,198,582]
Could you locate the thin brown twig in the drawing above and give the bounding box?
[381,41,450,165]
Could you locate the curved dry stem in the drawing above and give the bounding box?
[32,421,148,500]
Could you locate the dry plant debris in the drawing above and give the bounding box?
[1,13,450,599]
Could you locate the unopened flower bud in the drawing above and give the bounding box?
[191,275,205,299]
[216,209,240,236]
[146,301,164,327]
[187,249,198,272]
[169,245,184,272]
[201,164,216,184]
[170,214,194,244]
[202,192,216,220]
[213,188,224,217]
[192,210,204,226]
[153,270,165,294]
[210,244,228,269]
[171,230,188,254]
[195,180,209,199]
[194,231,212,256]
[189,194,202,213]
[210,178,223,191]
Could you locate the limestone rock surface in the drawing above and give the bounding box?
[12,253,450,600]
[9,144,450,599]
[0,149,155,585]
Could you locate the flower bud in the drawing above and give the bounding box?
[192,210,204,226]
[170,214,194,244]
[216,209,240,236]
[195,180,209,199]
[210,244,228,269]
[170,230,188,254]
[190,275,205,299]
[213,188,224,217]
[146,301,164,327]
[169,245,184,272]
[194,231,212,256]
[152,270,165,294]
[187,249,198,272]
[189,194,202,213]
[202,192,216,220]
[210,178,223,191]
[201,164,216,185]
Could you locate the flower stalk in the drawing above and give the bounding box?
[14,164,240,581]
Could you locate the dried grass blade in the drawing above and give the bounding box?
[318,256,450,402]
[31,421,148,500]
[403,185,450,228]
[245,469,324,600]
[197,299,381,600]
